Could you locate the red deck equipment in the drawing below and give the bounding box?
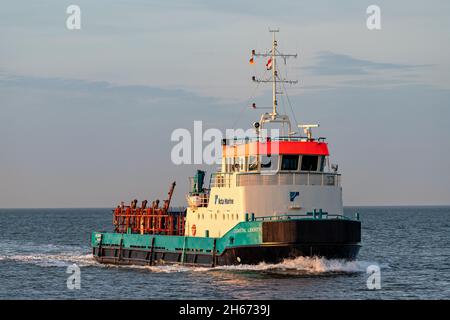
[113,182,185,235]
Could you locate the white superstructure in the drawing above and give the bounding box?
[185,31,343,238]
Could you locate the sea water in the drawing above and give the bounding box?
[0,207,449,299]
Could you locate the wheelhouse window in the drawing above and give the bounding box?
[260,155,278,172]
[227,157,237,172]
[301,155,319,171]
[248,155,258,171]
[225,158,232,172]
[319,156,326,172]
[238,157,245,172]
[281,155,299,171]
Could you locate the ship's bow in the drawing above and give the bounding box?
[218,217,361,265]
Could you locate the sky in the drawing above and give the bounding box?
[1,0,450,207]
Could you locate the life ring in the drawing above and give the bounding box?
[191,224,196,236]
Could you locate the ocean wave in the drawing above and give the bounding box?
[0,253,96,267]
[210,256,379,274]
[141,256,382,274]
[0,241,382,275]
[0,239,96,267]
[0,239,88,255]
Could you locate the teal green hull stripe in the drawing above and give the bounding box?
[92,221,263,254]
[92,215,359,253]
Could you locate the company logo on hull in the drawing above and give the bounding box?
[289,191,300,202]
[214,195,234,205]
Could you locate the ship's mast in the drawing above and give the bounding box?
[252,29,298,136]
[271,29,277,117]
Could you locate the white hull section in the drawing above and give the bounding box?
[186,172,343,238]
[242,185,343,216]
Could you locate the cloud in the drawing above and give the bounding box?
[302,51,431,76]
[0,73,214,104]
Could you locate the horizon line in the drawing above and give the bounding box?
[1,204,450,210]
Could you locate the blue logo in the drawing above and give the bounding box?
[289,192,299,202]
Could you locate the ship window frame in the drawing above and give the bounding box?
[227,158,234,172]
[248,155,258,171]
[239,156,245,172]
[301,155,319,171]
[260,154,279,172]
[319,156,326,172]
[281,155,299,171]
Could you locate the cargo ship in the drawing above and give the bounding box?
[92,30,361,267]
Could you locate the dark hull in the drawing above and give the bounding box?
[93,242,360,267]
[92,218,361,267]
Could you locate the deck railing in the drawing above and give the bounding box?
[209,172,340,188]
[186,193,210,208]
[252,211,358,221]
[236,172,340,187]
[223,136,326,146]
[113,207,186,235]
[210,173,233,188]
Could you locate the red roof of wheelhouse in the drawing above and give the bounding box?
[222,140,329,157]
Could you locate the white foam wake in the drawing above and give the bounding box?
[204,256,375,274]
[0,252,96,267]
[0,241,381,275]
[0,240,95,267]
[144,256,379,274]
